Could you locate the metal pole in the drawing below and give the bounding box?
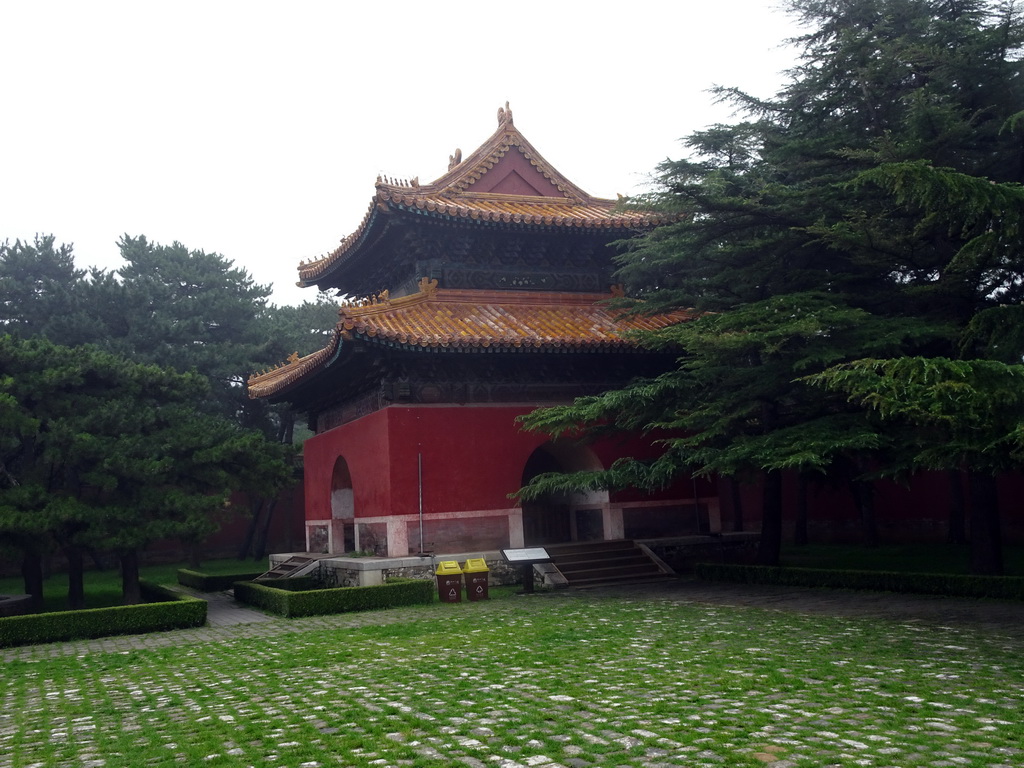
[418,452,424,554]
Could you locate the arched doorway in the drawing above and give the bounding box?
[330,456,355,553]
[521,441,609,546]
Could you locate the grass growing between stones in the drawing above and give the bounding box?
[2,591,1022,768]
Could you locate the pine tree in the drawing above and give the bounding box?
[0,336,295,605]
[520,0,1024,571]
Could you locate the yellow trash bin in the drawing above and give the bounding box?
[462,558,490,602]
[435,561,463,603]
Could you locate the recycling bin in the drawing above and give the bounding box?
[463,558,490,602]
[435,560,463,603]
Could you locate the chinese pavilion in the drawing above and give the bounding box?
[248,105,719,557]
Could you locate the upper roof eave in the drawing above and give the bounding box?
[296,104,674,288]
[248,281,693,402]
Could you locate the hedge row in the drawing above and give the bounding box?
[694,562,1024,601]
[177,568,265,592]
[256,575,319,592]
[233,578,434,618]
[0,581,207,648]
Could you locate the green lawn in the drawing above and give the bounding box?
[0,557,265,611]
[2,590,1021,767]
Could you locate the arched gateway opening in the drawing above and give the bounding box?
[330,456,356,553]
[521,441,609,546]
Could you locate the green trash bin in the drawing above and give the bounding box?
[463,558,490,601]
[435,561,463,603]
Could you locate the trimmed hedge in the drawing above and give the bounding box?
[177,568,265,592]
[256,575,318,592]
[695,562,1024,601]
[234,577,433,618]
[0,581,207,648]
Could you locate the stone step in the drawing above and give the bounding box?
[544,539,674,588]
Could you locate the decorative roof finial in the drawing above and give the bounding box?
[448,148,462,171]
[497,101,513,126]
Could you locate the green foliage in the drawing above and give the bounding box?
[806,356,1024,471]
[233,578,434,618]
[0,581,206,648]
[695,562,1024,601]
[0,233,334,442]
[90,236,276,429]
[519,292,919,497]
[0,235,85,343]
[0,335,296,599]
[520,1,1024,568]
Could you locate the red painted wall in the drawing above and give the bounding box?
[304,408,392,521]
[302,404,691,522]
[302,404,1024,544]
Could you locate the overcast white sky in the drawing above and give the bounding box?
[1,1,802,306]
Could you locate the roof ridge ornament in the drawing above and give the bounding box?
[497,101,513,126]
[418,276,439,296]
[448,148,462,171]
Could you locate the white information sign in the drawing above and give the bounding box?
[501,547,551,563]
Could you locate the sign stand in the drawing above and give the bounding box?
[500,547,552,594]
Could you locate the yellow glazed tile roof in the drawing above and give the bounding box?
[248,282,692,400]
[297,105,676,286]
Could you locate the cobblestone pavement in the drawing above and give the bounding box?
[3,581,1023,768]
[4,578,1022,661]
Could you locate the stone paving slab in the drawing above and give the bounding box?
[171,585,276,628]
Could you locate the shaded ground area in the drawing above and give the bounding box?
[603,579,1024,635]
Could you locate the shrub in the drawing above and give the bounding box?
[177,569,265,592]
[0,581,207,648]
[234,578,433,618]
[694,563,1024,601]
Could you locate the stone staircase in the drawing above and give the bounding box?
[255,554,325,582]
[543,539,674,588]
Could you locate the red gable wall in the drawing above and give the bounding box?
[470,150,565,197]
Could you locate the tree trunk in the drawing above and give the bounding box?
[946,470,967,545]
[793,473,809,546]
[756,470,783,566]
[236,498,264,560]
[186,539,203,570]
[120,549,142,605]
[729,477,744,532]
[968,471,1002,575]
[277,411,296,445]
[852,478,879,548]
[66,546,85,610]
[253,500,278,560]
[21,549,45,613]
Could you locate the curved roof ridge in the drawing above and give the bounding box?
[382,105,596,203]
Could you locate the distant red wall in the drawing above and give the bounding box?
[724,469,1024,544]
